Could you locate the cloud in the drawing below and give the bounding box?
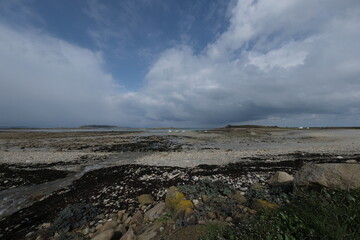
[113,0,360,127]
[0,23,121,127]
[1,0,360,127]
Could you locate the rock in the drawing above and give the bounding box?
[120,227,136,240]
[251,199,279,210]
[232,191,247,204]
[138,194,154,205]
[248,209,257,215]
[25,232,35,238]
[95,224,103,231]
[117,210,126,220]
[109,213,118,220]
[93,221,118,237]
[144,202,165,222]
[83,227,90,235]
[225,217,233,222]
[91,229,114,240]
[130,211,143,226]
[268,171,294,186]
[115,224,127,235]
[234,213,246,220]
[294,163,360,190]
[39,223,51,229]
[124,217,132,227]
[250,182,264,191]
[192,199,199,206]
[165,186,186,211]
[207,212,216,219]
[346,160,358,164]
[173,200,194,219]
[201,195,209,203]
[137,221,164,240]
[122,213,129,223]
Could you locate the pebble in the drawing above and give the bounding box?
[95,224,103,231]
[25,232,35,238]
[83,227,90,235]
[117,210,126,220]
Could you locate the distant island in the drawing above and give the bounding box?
[78,125,120,129]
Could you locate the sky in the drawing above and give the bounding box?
[0,0,360,128]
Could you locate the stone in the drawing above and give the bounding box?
[251,199,279,210]
[137,221,164,240]
[225,217,233,222]
[93,221,118,237]
[234,213,246,220]
[83,227,90,235]
[248,209,257,215]
[39,223,51,229]
[294,163,360,190]
[130,211,143,226]
[138,194,154,205]
[95,224,103,231]
[268,171,294,186]
[173,200,194,219]
[144,202,165,222]
[25,232,35,238]
[165,186,186,211]
[122,213,129,223]
[201,195,209,203]
[192,199,200,206]
[250,182,264,191]
[207,212,216,219]
[109,213,118,220]
[124,217,132,227]
[91,229,114,240]
[346,160,358,164]
[115,224,127,235]
[120,227,136,240]
[232,191,247,204]
[117,210,126,220]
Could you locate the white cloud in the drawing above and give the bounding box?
[0,23,122,127]
[248,43,308,71]
[1,0,360,127]
[113,0,360,127]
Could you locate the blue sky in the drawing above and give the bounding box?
[0,0,360,127]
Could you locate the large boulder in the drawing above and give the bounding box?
[268,171,294,186]
[294,163,360,190]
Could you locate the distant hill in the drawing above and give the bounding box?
[78,125,119,129]
[224,125,279,129]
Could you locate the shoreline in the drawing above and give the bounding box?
[1,128,360,239]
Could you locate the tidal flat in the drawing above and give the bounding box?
[0,127,360,239]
